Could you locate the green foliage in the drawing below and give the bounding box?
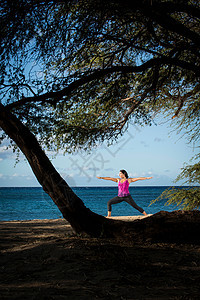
[151,157,200,210]
[1,0,199,152]
[0,0,200,157]
[1,0,200,209]
[150,186,200,211]
[175,158,200,185]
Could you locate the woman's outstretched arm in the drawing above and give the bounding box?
[96,176,118,183]
[128,176,153,183]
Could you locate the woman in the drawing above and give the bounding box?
[97,170,153,217]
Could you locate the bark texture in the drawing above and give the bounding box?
[0,103,111,237]
[120,210,200,244]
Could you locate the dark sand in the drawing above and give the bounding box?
[1,217,200,299]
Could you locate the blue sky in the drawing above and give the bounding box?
[0,115,198,187]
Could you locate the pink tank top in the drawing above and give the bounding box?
[118,180,130,197]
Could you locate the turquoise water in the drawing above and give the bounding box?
[0,186,183,221]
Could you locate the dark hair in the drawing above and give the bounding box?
[120,169,129,178]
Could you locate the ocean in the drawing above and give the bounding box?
[0,186,185,221]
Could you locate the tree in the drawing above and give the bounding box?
[151,154,200,210]
[0,0,200,237]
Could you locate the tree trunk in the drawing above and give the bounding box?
[1,103,200,243]
[0,103,117,237]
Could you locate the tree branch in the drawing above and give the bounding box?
[117,87,151,131]
[144,6,200,47]
[172,84,200,119]
[121,0,200,47]
[154,2,200,19]
[6,57,200,110]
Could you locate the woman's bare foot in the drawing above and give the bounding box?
[107,211,111,218]
[143,211,148,216]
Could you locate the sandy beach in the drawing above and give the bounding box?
[109,215,153,221]
[1,216,200,299]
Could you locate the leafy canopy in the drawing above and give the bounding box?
[1,0,199,151]
[0,0,200,209]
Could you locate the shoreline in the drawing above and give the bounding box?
[0,215,152,224]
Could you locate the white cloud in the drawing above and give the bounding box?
[0,146,18,160]
[147,171,153,175]
[12,173,19,177]
[0,173,39,187]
